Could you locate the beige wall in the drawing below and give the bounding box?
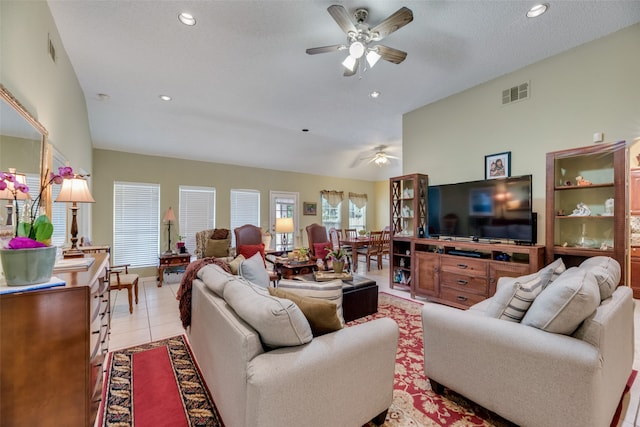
[93,149,383,275]
[403,24,640,244]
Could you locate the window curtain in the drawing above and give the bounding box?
[321,190,344,208]
[348,192,368,209]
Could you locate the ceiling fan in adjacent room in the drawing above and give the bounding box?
[351,145,400,168]
[306,5,413,76]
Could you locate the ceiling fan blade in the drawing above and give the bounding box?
[385,154,400,159]
[376,45,408,64]
[327,5,357,35]
[370,7,413,41]
[306,45,346,55]
[343,58,359,77]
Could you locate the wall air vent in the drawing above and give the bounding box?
[48,34,56,63]
[502,81,529,105]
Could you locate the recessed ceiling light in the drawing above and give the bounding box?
[527,3,549,18]
[159,95,172,101]
[178,12,196,26]
[370,91,381,99]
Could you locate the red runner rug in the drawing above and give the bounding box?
[99,335,223,426]
[100,293,635,427]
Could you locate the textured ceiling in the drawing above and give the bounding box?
[47,0,640,181]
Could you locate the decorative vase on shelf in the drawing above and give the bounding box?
[0,246,57,286]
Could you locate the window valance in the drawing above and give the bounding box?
[348,192,368,209]
[321,190,344,208]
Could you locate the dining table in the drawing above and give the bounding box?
[339,236,370,272]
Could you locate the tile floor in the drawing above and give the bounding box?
[108,259,640,426]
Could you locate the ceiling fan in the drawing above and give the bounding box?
[351,145,400,168]
[306,5,413,77]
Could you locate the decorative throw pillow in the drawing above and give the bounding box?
[239,252,270,288]
[238,244,266,266]
[268,287,342,336]
[205,238,231,258]
[197,264,238,297]
[521,267,600,335]
[227,254,245,275]
[578,256,620,300]
[313,242,331,260]
[486,268,553,322]
[223,280,312,348]
[276,279,345,325]
[545,257,567,287]
[212,228,229,239]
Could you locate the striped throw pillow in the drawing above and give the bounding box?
[487,268,553,322]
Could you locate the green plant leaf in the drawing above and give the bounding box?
[34,221,54,242]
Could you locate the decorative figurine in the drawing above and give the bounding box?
[604,198,614,216]
[575,175,592,186]
[570,202,591,216]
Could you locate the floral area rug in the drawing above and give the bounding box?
[99,335,223,427]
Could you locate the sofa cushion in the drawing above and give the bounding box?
[197,264,237,297]
[268,287,342,336]
[205,238,231,258]
[223,279,312,348]
[276,279,345,325]
[545,257,566,286]
[239,252,270,288]
[313,242,331,260]
[521,267,600,335]
[238,243,266,265]
[486,268,553,322]
[579,256,620,300]
[227,254,245,275]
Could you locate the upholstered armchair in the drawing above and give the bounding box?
[195,228,231,259]
[233,224,279,283]
[306,223,329,261]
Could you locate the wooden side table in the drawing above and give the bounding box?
[158,253,191,287]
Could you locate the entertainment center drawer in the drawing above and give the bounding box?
[441,256,487,277]
[440,287,486,308]
[440,273,487,294]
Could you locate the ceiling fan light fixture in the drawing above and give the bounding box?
[374,155,388,166]
[349,41,365,58]
[342,55,357,72]
[366,49,381,68]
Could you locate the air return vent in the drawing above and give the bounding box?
[48,34,56,63]
[502,81,529,105]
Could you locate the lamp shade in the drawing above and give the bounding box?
[55,178,95,203]
[0,170,30,201]
[275,217,294,233]
[163,207,176,222]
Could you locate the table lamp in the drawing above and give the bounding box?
[163,207,176,254]
[55,177,95,257]
[275,217,294,252]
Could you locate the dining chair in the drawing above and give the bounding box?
[109,263,139,315]
[329,227,351,271]
[344,229,358,239]
[381,229,391,261]
[357,231,384,271]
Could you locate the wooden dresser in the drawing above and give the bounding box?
[0,253,110,427]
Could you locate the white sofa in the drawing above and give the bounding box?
[422,257,634,427]
[188,267,399,427]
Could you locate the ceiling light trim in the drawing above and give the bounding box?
[527,4,549,18]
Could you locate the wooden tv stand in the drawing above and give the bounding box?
[391,238,544,309]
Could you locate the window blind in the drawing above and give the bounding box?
[113,181,160,267]
[179,185,216,254]
[230,189,260,247]
[50,153,68,247]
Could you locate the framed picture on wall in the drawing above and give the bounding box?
[303,202,317,216]
[485,151,511,179]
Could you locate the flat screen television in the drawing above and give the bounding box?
[427,174,536,244]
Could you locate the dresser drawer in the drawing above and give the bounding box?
[631,246,640,258]
[440,287,486,308]
[441,272,488,294]
[441,256,487,277]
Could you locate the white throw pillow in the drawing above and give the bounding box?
[545,257,566,286]
[521,267,600,335]
[276,279,345,325]
[486,269,552,322]
[578,256,620,301]
[197,264,237,297]
[239,251,270,288]
[223,279,313,348]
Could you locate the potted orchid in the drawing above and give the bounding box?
[0,166,74,285]
[325,246,348,274]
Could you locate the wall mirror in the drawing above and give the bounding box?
[0,84,49,224]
